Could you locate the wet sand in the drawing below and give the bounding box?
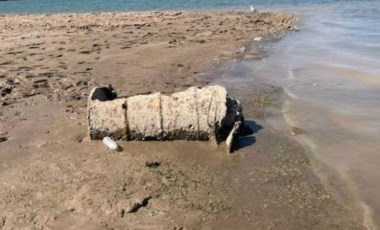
[0,12,366,229]
[217,7,380,228]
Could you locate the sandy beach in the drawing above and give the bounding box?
[0,11,367,229]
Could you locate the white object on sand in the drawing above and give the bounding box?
[226,121,241,153]
[239,46,247,53]
[103,136,119,151]
[254,37,263,41]
[250,5,257,12]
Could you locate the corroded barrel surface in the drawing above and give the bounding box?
[87,85,231,141]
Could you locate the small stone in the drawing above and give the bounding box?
[102,136,120,151]
[238,46,246,53]
[120,209,126,218]
[1,86,13,96]
[291,127,302,136]
[145,161,161,168]
[253,37,263,42]
[290,26,300,31]
[0,136,7,143]
[36,140,48,148]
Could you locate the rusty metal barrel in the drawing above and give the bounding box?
[87,85,235,141]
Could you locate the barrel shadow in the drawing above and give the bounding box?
[237,120,263,150]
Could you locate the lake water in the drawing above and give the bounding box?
[0,0,377,14]
[1,0,380,228]
[212,1,380,228]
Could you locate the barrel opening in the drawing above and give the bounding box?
[90,86,117,101]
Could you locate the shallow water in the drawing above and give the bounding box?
[215,2,380,228]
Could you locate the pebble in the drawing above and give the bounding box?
[291,127,302,136]
[0,136,7,143]
[290,26,300,31]
[239,46,247,53]
[103,136,120,151]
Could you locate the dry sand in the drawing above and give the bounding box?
[0,11,366,229]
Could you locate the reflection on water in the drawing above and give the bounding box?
[217,1,380,229]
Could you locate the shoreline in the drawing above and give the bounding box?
[204,60,368,229]
[0,11,367,229]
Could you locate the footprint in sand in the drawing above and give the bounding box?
[79,50,92,54]
[7,51,23,55]
[28,46,40,49]
[18,66,33,71]
[0,61,14,66]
